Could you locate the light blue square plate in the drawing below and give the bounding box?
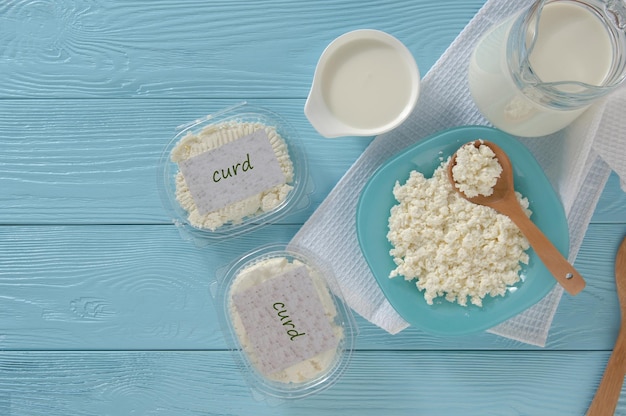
[356,126,569,336]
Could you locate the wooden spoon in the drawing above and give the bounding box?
[447,140,585,295]
[586,236,626,416]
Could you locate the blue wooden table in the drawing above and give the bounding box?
[1,1,625,415]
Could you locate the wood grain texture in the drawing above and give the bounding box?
[0,99,373,224]
[0,223,623,351]
[592,173,626,223]
[0,0,484,98]
[0,224,297,350]
[0,350,623,416]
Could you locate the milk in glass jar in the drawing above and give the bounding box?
[469,0,626,137]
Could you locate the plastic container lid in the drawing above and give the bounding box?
[214,243,357,402]
[158,102,312,245]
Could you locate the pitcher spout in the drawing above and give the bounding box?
[304,88,350,139]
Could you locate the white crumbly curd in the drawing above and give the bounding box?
[452,141,502,198]
[387,155,531,307]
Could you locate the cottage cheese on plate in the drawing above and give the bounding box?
[171,121,294,230]
[387,154,531,307]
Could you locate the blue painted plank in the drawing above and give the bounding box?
[0,99,623,225]
[0,350,622,416]
[593,172,626,223]
[0,99,373,224]
[0,0,484,98]
[0,223,623,351]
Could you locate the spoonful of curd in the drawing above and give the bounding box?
[447,140,586,296]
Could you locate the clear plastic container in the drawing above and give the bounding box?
[213,243,357,402]
[158,102,312,245]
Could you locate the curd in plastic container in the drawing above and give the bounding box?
[158,103,311,244]
[214,244,357,401]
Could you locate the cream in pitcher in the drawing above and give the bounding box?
[305,30,420,138]
[469,0,626,137]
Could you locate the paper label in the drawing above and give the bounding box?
[232,266,339,376]
[178,129,286,215]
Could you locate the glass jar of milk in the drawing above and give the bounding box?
[469,0,626,137]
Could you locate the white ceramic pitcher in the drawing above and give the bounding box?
[305,29,420,138]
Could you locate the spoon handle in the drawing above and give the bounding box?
[504,204,586,295]
[586,328,626,416]
[587,237,626,415]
